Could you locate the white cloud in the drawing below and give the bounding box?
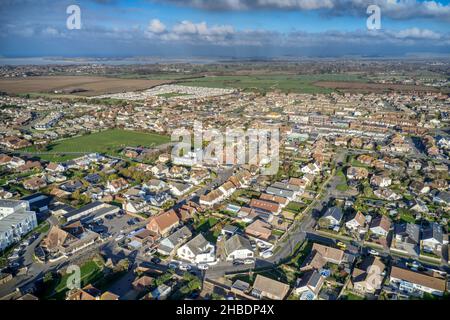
[395,27,441,40]
[147,19,166,34]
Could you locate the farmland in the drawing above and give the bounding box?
[22,129,171,161]
[314,81,440,93]
[176,74,367,94]
[0,76,172,97]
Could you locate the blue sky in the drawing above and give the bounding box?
[0,0,449,58]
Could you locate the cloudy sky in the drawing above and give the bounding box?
[0,0,449,58]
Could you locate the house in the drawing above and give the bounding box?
[300,162,321,175]
[251,275,290,300]
[221,225,239,237]
[224,234,254,261]
[259,193,288,207]
[46,162,65,173]
[350,257,385,294]
[169,182,192,197]
[421,223,444,254]
[143,179,166,192]
[219,181,237,198]
[106,178,129,194]
[391,223,420,256]
[301,243,345,271]
[177,233,215,264]
[370,175,392,188]
[321,206,343,229]
[389,266,446,297]
[157,226,192,255]
[432,191,450,207]
[23,177,47,191]
[369,215,391,237]
[346,167,369,180]
[245,219,272,241]
[249,199,281,215]
[345,211,366,232]
[21,193,51,215]
[132,275,154,292]
[146,210,180,236]
[199,189,225,207]
[294,270,325,300]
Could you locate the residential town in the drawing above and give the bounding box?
[0,61,449,302]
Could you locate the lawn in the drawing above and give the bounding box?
[47,259,104,299]
[22,129,170,162]
[178,74,366,94]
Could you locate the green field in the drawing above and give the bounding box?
[23,129,170,162]
[177,74,367,94]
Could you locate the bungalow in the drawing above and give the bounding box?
[46,162,65,173]
[146,210,180,236]
[251,275,290,300]
[389,266,446,297]
[370,175,392,188]
[345,211,366,232]
[219,181,237,198]
[259,193,288,207]
[370,215,391,237]
[346,167,369,180]
[224,234,254,261]
[249,199,281,215]
[322,206,343,229]
[177,233,215,264]
[294,270,325,300]
[106,178,129,194]
[301,243,345,271]
[421,223,444,254]
[300,163,321,175]
[157,226,192,255]
[169,182,192,197]
[199,189,225,207]
[143,179,166,192]
[63,201,120,223]
[391,223,420,256]
[23,177,47,191]
[245,219,272,241]
[350,257,385,295]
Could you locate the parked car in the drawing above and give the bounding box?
[105,214,114,220]
[260,250,273,259]
[179,264,191,271]
[368,249,379,256]
[243,258,255,265]
[151,257,161,264]
[232,259,244,266]
[198,264,209,270]
[115,234,125,242]
[168,261,179,269]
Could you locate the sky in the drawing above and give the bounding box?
[0,0,449,58]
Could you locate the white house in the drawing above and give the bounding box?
[294,270,325,300]
[177,233,216,264]
[300,163,320,175]
[345,211,366,232]
[224,234,254,261]
[390,266,446,297]
[421,223,444,254]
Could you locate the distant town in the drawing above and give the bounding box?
[0,60,449,302]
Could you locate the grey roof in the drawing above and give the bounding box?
[297,270,322,288]
[266,186,294,198]
[395,223,420,244]
[271,182,301,192]
[323,206,343,222]
[225,234,253,254]
[185,233,212,255]
[165,226,192,246]
[232,280,250,292]
[436,191,450,204]
[422,223,443,244]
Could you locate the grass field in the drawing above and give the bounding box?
[23,129,170,162]
[177,74,367,94]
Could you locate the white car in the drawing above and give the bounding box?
[115,234,125,241]
[244,258,255,265]
[179,264,191,271]
[260,250,273,259]
[198,264,209,270]
[368,249,379,256]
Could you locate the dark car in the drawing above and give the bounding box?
[232,259,244,266]
[105,214,114,220]
[151,257,161,264]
